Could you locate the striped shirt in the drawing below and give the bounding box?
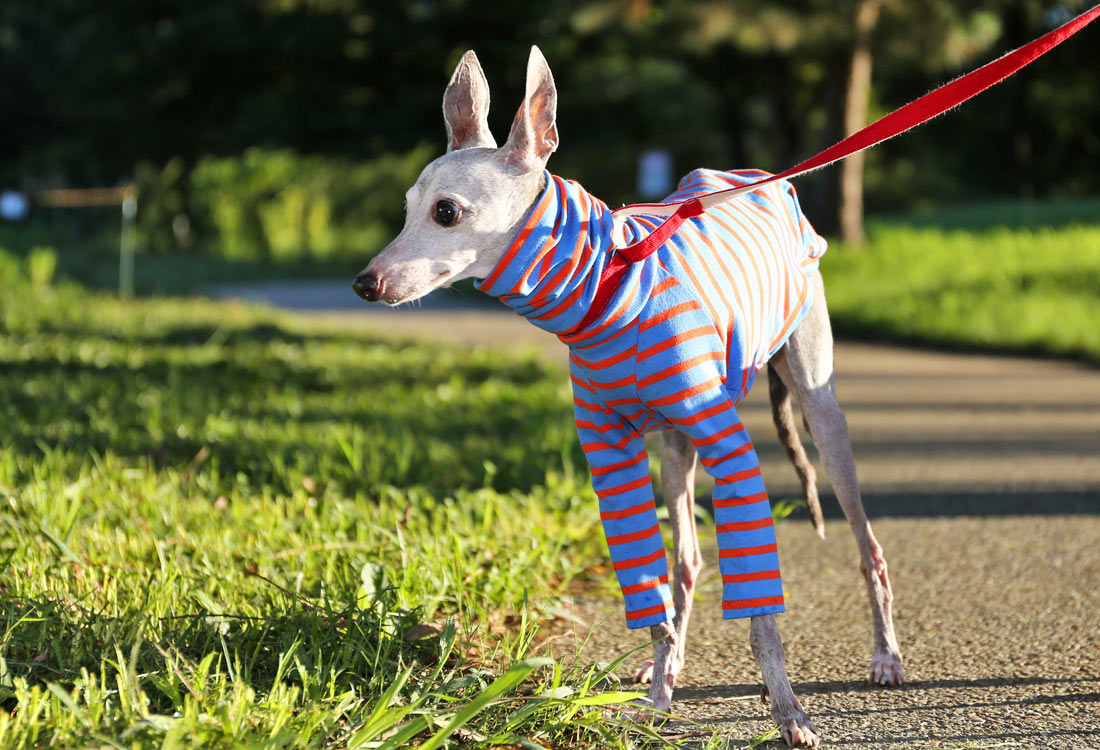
[476,169,827,628]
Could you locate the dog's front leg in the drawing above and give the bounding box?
[751,615,819,748]
[571,398,682,713]
[645,387,817,745]
[635,430,700,688]
[645,620,678,712]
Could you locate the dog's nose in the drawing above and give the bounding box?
[353,271,382,302]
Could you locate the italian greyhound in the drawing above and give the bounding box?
[353,47,903,748]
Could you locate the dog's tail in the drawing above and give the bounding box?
[767,364,825,539]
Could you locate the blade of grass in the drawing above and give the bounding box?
[414,657,552,750]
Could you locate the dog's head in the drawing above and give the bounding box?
[353,47,559,305]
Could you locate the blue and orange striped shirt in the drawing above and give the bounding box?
[476,169,827,628]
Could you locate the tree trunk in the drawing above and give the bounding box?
[1006,2,1038,199]
[838,0,881,245]
[807,49,848,236]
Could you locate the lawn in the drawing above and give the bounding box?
[823,198,1100,362]
[2,193,1097,748]
[0,255,695,748]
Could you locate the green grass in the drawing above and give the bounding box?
[0,258,718,748]
[823,199,1100,362]
[3,193,1095,747]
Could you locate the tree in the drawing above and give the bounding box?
[662,0,1006,243]
[838,0,881,245]
[2,0,1096,247]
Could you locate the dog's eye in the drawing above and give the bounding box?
[402,200,407,214]
[434,199,459,227]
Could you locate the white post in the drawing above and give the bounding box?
[119,185,137,298]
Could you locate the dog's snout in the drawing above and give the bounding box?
[353,271,382,302]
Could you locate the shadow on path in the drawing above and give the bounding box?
[694,488,1100,518]
[677,674,1099,705]
[667,675,1100,748]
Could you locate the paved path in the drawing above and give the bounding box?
[563,516,1100,749]
[215,282,1100,748]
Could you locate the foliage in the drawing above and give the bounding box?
[3,0,1098,246]
[0,260,712,748]
[822,199,1100,362]
[24,246,57,287]
[872,195,1100,232]
[183,146,433,260]
[132,146,433,259]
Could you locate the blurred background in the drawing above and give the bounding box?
[1,0,1097,297]
[2,7,1098,745]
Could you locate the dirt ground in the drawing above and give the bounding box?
[562,516,1100,749]
[226,285,1100,748]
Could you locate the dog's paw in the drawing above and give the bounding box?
[868,649,904,686]
[633,660,654,685]
[767,692,819,747]
[780,716,820,748]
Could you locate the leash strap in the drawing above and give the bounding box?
[571,3,1100,334]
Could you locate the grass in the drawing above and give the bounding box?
[3,192,1096,747]
[823,198,1100,362]
[0,257,734,748]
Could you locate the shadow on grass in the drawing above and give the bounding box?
[23,319,368,348]
[1,332,575,496]
[7,329,1096,513]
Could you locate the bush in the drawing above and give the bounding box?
[137,145,435,261]
[26,246,58,287]
[0,246,23,286]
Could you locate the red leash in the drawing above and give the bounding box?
[572,3,1100,334]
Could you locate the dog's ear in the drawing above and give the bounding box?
[443,50,496,152]
[502,46,558,171]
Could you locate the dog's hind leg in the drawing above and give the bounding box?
[634,429,701,687]
[775,270,904,685]
[767,364,824,538]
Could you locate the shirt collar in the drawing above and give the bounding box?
[474,172,618,336]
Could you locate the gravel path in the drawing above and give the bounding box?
[215,282,1100,748]
[561,516,1100,749]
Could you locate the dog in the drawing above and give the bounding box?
[353,47,903,748]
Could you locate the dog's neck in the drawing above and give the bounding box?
[475,172,650,340]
